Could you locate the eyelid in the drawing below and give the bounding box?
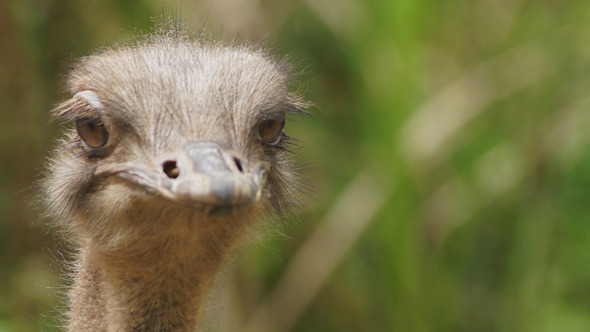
[74,90,103,109]
[260,109,286,121]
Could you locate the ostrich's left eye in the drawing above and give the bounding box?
[257,115,285,146]
[76,117,109,148]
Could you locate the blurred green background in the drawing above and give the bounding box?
[2,0,590,331]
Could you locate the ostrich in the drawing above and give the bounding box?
[43,27,307,331]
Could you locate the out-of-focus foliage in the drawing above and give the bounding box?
[1,0,589,331]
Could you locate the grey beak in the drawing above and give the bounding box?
[99,142,267,210]
[169,142,266,206]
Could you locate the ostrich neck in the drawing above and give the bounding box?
[67,222,236,332]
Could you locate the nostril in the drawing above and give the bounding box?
[163,160,179,179]
[233,156,244,173]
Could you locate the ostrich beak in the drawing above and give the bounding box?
[94,142,268,211]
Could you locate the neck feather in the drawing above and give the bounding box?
[66,216,241,332]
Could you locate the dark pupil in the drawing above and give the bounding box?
[76,118,108,148]
[259,118,285,144]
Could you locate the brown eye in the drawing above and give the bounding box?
[75,117,109,148]
[257,116,285,145]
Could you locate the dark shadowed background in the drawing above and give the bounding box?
[2,0,590,331]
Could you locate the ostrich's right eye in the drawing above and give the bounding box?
[75,117,109,148]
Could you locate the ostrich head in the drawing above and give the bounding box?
[43,29,307,331]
